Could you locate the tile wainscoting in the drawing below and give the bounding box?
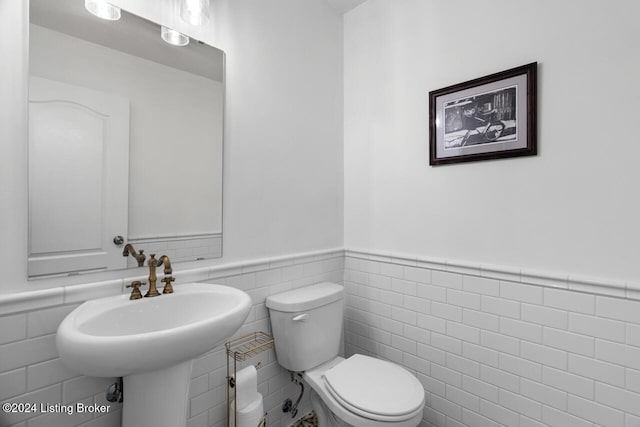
[343,249,640,427]
[2,246,639,427]
[0,249,344,427]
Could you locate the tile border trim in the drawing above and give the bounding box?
[0,248,344,316]
[345,247,637,301]
[4,245,632,315]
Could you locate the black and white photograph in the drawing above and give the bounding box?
[429,62,537,165]
[443,85,517,149]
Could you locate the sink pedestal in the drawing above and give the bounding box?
[56,283,252,426]
[122,360,193,427]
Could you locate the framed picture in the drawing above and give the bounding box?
[429,62,537,166]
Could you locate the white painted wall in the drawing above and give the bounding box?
[214,0,344,261]
[344,0,640,282]
[0,0,343,293]
[107,0,345,260]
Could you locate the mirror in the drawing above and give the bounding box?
[28,0,224,278]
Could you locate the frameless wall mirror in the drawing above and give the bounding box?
[28,0,224,279]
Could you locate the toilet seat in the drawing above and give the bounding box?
[304,356,424,427]
[321,354,425,422]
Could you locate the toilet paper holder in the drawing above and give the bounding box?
[227,362,261,389]
[225,331,274,427]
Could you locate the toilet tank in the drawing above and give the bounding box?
[266,282,344,372]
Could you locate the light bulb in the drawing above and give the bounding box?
[161,26,190,47]
[180,0,210,26]
[85,0,121,21]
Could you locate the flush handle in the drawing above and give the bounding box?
[292,314,308,322]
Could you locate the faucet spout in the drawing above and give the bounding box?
[157,255,175,294]
[123,243,146,267]
[156,255,172,275]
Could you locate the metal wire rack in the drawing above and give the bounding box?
[226,331,274,362]
[226,332,274,427]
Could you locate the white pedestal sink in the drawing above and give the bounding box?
[56,283,252,427]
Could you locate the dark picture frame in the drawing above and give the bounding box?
[429,62,537,166]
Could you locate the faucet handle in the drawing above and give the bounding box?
[161,276,175,294]
[126,281,146,300]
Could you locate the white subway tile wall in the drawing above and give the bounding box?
[344,252,640,427]
[3,247,640,427]
[0,252,343,427]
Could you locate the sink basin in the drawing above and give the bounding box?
[56,283,251,377]
[56,283,251,427]
[57,283,252,378]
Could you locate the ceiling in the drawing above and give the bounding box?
[326,0,367,14]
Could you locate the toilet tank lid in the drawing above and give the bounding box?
[266,282,343,312]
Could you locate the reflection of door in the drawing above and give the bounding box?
[28,77,130,277]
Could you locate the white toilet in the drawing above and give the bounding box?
[266,282,425,427]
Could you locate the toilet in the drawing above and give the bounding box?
[266,282,425,427]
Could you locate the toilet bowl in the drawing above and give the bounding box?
[305,355,424,426]
[266,282,425,427]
